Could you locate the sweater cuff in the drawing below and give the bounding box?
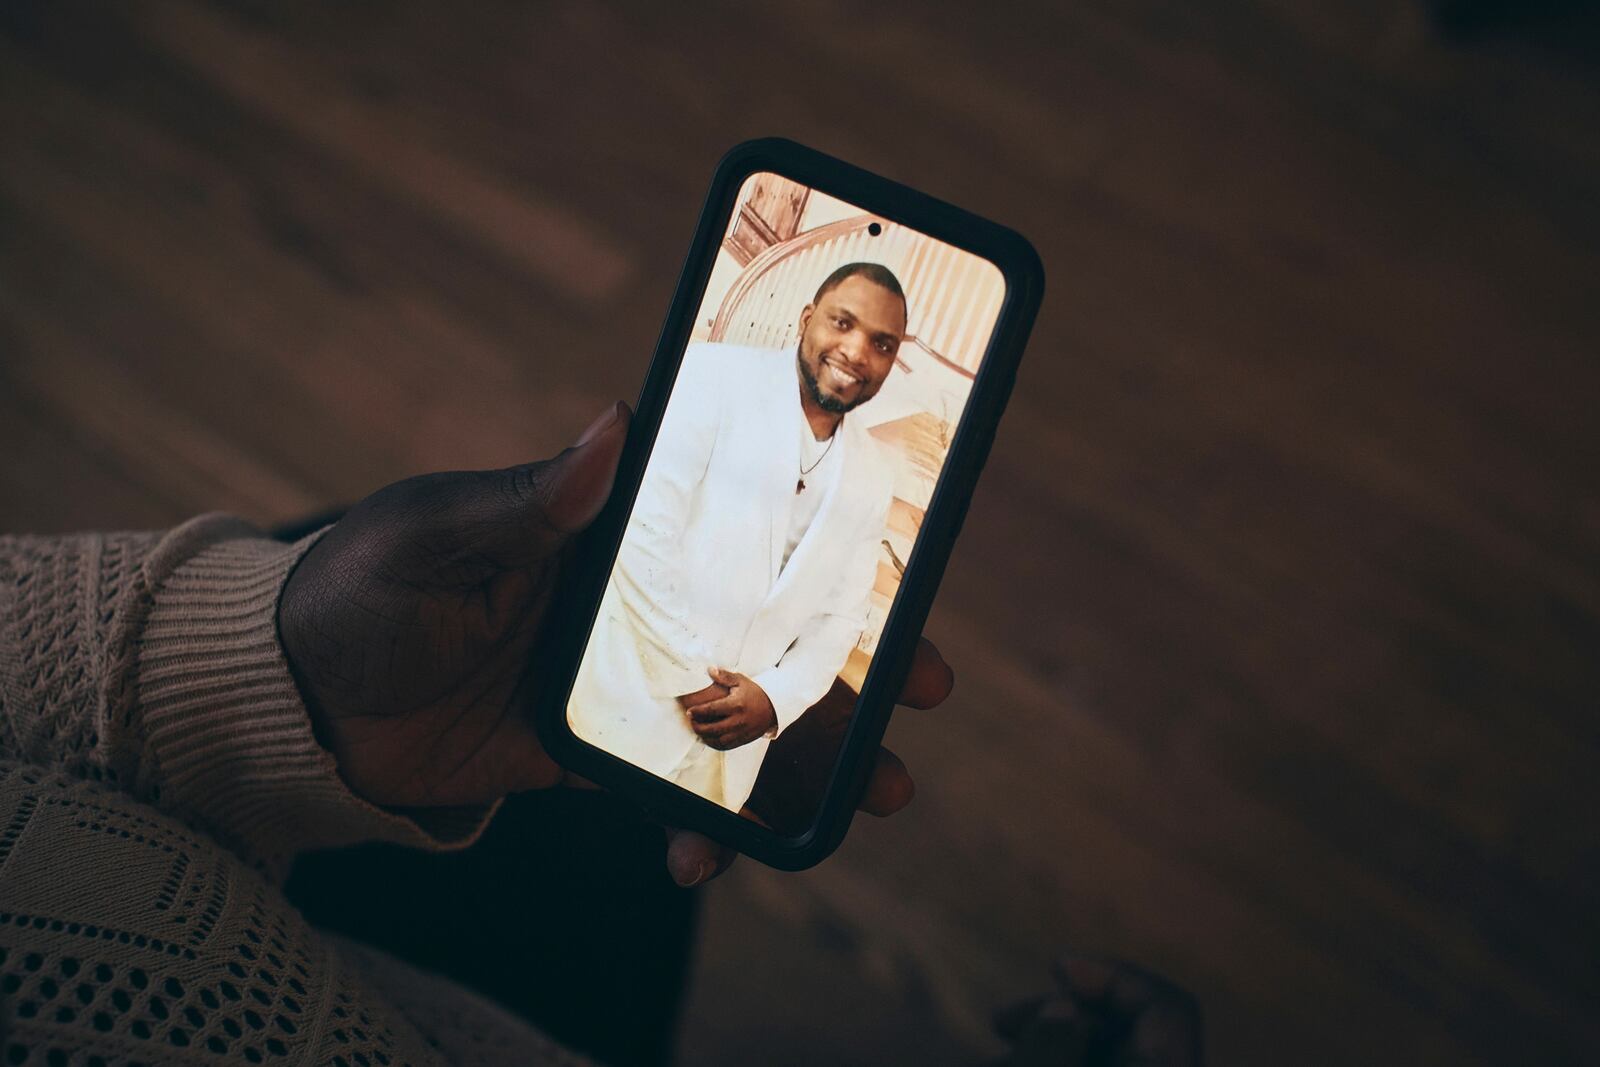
[134,517,497,867]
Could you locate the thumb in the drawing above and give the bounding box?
[708,666,739,687]
[464,402,630,568]
[533,401,631,532]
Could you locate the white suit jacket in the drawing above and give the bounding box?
[568,342,894,810]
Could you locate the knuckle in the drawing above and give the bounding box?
[501,461,552,507]
[497,462,564,538]
[504,458,562,508]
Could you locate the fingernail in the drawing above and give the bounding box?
[574,402,624,447]
[670,857,712,888]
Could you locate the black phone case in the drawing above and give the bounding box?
[534,137,1044,870]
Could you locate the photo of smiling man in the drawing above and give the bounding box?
[567,262,904,812]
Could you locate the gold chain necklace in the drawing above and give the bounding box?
[796,433,837,494]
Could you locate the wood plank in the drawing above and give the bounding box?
[1,1,1596,1063]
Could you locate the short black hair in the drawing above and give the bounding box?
[813,261,907,317]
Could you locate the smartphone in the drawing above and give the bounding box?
[535,138,1043,869]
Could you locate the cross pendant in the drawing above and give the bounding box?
[796,478,806,494]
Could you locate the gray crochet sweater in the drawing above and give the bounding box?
[0,516,589,1066]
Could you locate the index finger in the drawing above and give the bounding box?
[688,695,739,719]
[679,683,728,709]
[897,637,954,710]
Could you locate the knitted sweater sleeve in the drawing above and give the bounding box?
[0,514,495,873]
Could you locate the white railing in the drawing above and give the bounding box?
[711,217,1002,378]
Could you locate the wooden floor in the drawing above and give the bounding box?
[4,2,1598,1063]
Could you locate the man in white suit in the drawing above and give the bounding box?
[568,262,905,812]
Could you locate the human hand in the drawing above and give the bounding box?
[684,667,778,750]
[276,399,954,888]
[676,680,730,710]
[664,639,952,883]
[278,403,632,809]
[992,955,1202,1067]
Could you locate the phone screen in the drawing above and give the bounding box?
[567,171,1006,832]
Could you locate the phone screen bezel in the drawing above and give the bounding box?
[533,138,1044,870]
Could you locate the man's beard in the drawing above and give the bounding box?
[797,346,867,415]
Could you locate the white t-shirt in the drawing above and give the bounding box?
[784,418,842,570]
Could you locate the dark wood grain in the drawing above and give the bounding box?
[2,1,1596,1063]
